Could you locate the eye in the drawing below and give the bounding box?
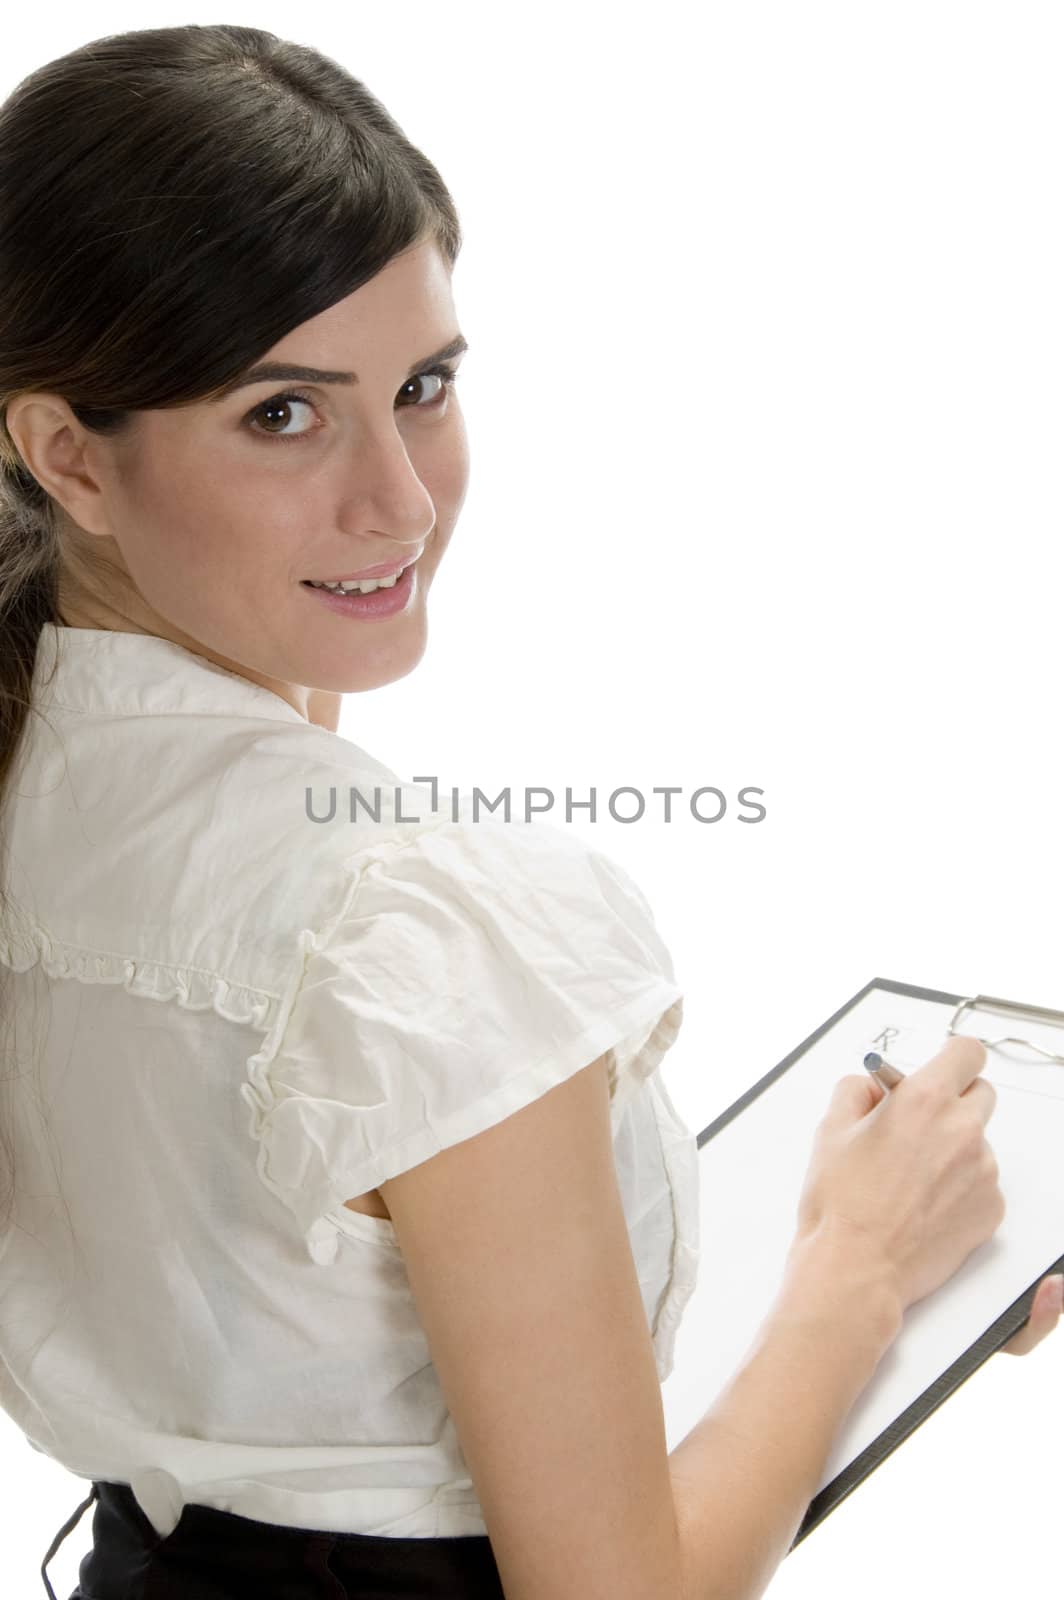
[245,390,318,441]
[245,362,462,444]
[395,363,461,409]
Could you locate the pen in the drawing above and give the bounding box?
[863,1050,907,1093]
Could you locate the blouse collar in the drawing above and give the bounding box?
[32,622,310,726]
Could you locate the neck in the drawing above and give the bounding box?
[306,688,342,733]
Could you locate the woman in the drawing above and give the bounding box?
[1,23,1058,1600]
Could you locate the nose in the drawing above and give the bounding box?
[339,422,436,546]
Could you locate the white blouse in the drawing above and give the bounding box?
[0,622,699,1541]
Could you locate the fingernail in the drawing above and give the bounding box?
[1052,1275,1064,1311]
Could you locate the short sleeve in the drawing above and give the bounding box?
[240,815,684,1264]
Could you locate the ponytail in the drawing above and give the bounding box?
[0,465,62,1235]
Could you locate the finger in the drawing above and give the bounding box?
[911,1034,987,1099]
[998,1275,1064,1357]
[998,1276,1057,1356]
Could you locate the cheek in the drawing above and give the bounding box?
[119,451,268,591]
[424,412,471,521]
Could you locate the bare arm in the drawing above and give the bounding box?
[668,1221,902,1600]
[376,1059,901,1600]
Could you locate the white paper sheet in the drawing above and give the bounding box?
[660,982,1064,1515]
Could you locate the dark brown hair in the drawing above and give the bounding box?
[0,23,461,1234]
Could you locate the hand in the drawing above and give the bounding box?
[997,1273,1064,1357]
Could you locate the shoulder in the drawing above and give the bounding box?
[9,698,444,987]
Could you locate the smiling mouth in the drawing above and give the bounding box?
[302,554,421,587]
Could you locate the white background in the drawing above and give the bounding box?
[4,4,1061,1597]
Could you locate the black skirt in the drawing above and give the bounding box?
[42,1478,508,1599]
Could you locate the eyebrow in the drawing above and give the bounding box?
[212,333,469,400]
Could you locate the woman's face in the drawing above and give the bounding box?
[39,235,469,722]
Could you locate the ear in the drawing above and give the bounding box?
[4,392,113,537]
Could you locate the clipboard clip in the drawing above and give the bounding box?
[946,993,1064,1066]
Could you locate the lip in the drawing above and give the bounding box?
[304,554,419,584]
[301,558,417,619]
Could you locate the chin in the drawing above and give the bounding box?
[331,632,428,696]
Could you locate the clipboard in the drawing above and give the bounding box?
[659,976,1064,1549]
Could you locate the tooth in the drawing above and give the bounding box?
[309,566,406,593]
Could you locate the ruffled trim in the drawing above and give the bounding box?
[239,817,496,1265]
[240,866,367,1265]
[0,916,278,1031]
[644,1073,702,1383]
